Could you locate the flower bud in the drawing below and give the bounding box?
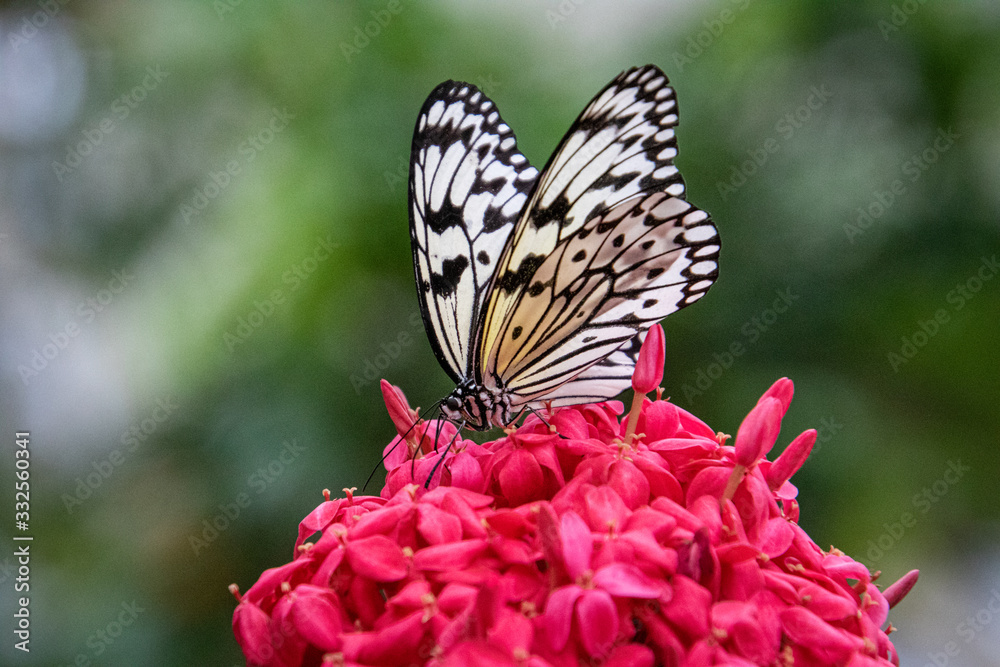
[631,324,665,394]
[381,379,417,438]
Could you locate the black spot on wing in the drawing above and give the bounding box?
[495,253,545,295]
[431,254,469,296]
[425,205,464,235]
[532,196,570,230]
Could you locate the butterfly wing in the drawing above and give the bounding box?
[477,65,719,407]
[528,329,647,408]
[409,81,539,383]
[494,192,718,408]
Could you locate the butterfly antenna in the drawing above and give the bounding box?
[423,419,464,489]
[407,399,449,478]
[414,413,447,479]
[364,399,443,493]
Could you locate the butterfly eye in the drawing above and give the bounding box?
[445,396,462,412]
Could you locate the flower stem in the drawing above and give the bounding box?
[624,390,645,442]
[722,464,746,502]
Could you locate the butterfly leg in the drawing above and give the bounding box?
[424,420,465,488]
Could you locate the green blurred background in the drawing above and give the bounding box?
[1,0,997,664]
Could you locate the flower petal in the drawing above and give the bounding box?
[498,448,544,506]
[883,569,919,608]
[593,562,662,598]
[295,499,344,551]
[605,644,655,667]
[759,377,794,414]
[560,510,593,579]
[766,429,816,490]
[545,585,584,652]
[575,589,619,657]
[341,610,426,665]
[585,485,631,531]
[412,539,488,572]
[780,606,865,657]
[346,535,408,581]
[232,602,272,666]
[639,400,681,440]
[417,502,463,545]
[735,396,784,466]
[607,459,651,509]
[381,379,417,438]
[663,574,712,638]
[292,586,344,651]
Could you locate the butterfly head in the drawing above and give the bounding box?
[440,393,467,423]
[440,380,511,431]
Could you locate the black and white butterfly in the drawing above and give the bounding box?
[408,64,719,431]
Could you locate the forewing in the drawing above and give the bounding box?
[490,192,719,409]
[479,65,687,369]
[410,81,539,383]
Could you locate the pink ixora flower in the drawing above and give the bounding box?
[232,338,918,666]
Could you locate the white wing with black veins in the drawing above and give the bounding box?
[409,81,539,383]
[476,65,720,406]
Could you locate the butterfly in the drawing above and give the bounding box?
[408,64,719,431]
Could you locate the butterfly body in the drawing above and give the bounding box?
[409,65,719,430]
[440,378,512,430]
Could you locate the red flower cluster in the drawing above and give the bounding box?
[232,330,917,666]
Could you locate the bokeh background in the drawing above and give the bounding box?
[1,0,997,664]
